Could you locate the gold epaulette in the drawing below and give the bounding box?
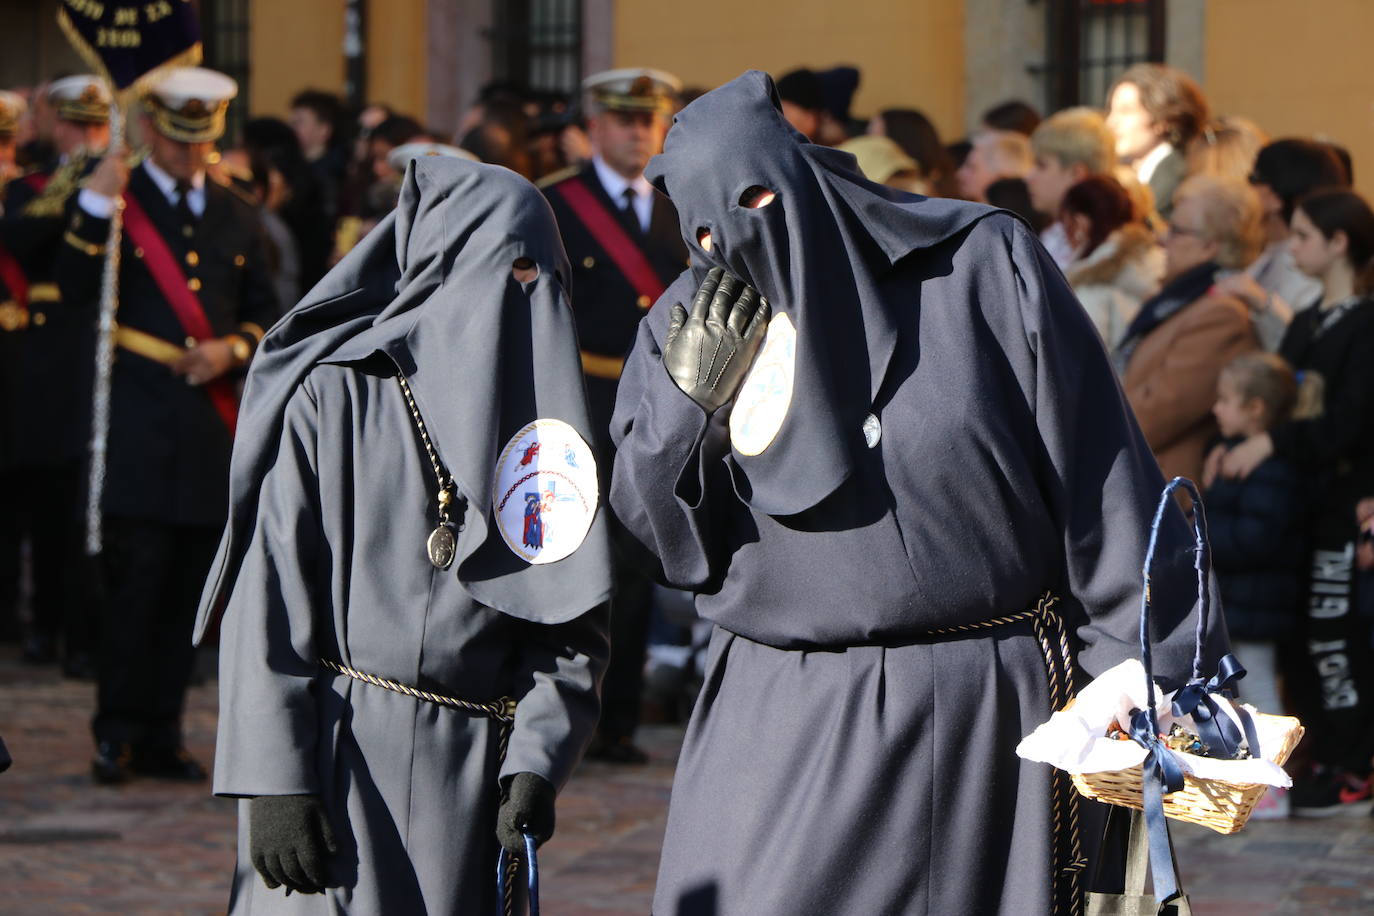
[535,164,581,190]
[21,153,86,219]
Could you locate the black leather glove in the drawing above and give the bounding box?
[497,771,556,855]
[249,794,338,895]
[663,267,771,413]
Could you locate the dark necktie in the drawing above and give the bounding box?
[620,187,642,235]
[175,179,197,237]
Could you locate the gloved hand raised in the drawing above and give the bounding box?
[249,794,338,895]
[497,771,556,855]
[663,267,771,413]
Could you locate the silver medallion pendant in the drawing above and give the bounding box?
[427,524,456,569]
[862,413,882,449]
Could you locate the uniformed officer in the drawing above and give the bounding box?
[541,67,688,763]
[56,67,279,783]
[0,75,112,675]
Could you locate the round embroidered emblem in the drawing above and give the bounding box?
[492,419,598,565]
[729,312,796,456]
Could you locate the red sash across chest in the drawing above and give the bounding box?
[121,192,237,433]
[552,178,667,304]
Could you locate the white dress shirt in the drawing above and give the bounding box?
[1134,142,1175,186]
[592,155,654,233]
[78,157,207,219]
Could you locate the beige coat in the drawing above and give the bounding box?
[1122,291,1259,483]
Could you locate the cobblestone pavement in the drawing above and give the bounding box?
[2,646,1372,914]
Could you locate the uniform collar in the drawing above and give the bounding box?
[141,156,206,202]
[592,155,652,202]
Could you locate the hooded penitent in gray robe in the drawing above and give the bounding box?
[610,72,1226,916]
[195,158,613,914]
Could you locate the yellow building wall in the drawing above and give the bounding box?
[1205,0,1373,199]
[612,0,965,143]
[366,0,427,119]
[249,0,347,117]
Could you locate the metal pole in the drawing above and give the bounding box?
[84,98,125,556]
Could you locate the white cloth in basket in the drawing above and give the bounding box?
[1016,660,1292,788]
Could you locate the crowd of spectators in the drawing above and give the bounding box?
[3,58,1372,821]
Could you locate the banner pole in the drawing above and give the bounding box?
[84,98,125,556]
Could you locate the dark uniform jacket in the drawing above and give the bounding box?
[56,162,278,527]
[541,161,687,463]
[0,157,98,470]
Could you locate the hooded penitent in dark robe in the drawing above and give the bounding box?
[610,71,1227,916]
[195,157,613,914]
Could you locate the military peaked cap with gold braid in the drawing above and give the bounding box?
[142,67,237,143]
[583,68,681,116]
[48,75,111,125]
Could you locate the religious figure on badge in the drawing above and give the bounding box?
[524,491,545,549]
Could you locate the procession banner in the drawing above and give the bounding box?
[57,0,202,96]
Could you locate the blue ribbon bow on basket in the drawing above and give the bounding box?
[496,833,540,916]
[1128,476,1261,905]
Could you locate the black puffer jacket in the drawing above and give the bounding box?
[1205,441,1307,640]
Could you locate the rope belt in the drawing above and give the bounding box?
[319,657,516,722]
[925,593,1086,916]
[320,657,527,914]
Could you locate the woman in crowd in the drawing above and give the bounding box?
[1105,63,1210,220]
[1117,174,1262,482]
[1219,188,1374,817]
[1059,174,1163,347]
[1188,115,1268,184]
[867,107,958,197]
[837,134,928,193]
[1215,139,1348,350]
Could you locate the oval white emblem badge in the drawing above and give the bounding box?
[491,419,598,565]
[729,312,796,457]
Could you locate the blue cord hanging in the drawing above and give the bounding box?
[1129,476,1259,904]
[496,833,540,916]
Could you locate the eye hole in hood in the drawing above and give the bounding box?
[511,256,539,283]
[739,186,776,209]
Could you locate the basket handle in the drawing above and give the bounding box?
[1138,477,1258,761]
[1127,477,1207,908]
[1137,476,1211,712]
[496,833,540,916]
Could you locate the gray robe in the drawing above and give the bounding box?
[611,72,1224,916]
[198,158,613,914]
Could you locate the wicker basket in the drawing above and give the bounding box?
[1070,712,1304,835]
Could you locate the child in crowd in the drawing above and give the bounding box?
[1203,352,1305,817]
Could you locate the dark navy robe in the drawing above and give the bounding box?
[611,209,1224,915]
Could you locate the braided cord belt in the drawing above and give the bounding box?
[924,593,1086,916]
[318,658,525,915]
